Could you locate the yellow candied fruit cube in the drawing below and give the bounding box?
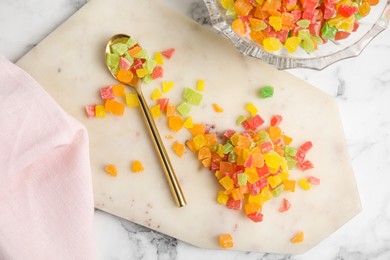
[183,116,194,128]
[260,186,273,202]
[150,105,161,119]
[193,134,207,150]
[280,157,288,173]
[217,144,224,158]
[162,81,174,93]
[219,175,234,190]
[245,102,258,116]
[269,16,282,31]
[112,84,125,96]
[104,164,117,177]
[248,193,264,206]
[263,37,282,52]
[285,36,301,53]
[125,93,139,107]
[245,167,259,184]
[165,135,174,140]
[205,133,217,147]
[131,160,144,173]
[215,170,224,180]
[217,191,229,205]
[264,153,281,169]
[298,179,311,190]
[136,68,148,78]
[151,88,162,101]
[202,157,210,168]
[154,52,164,65]
[197,79,205,91]
[221,0,233,9]
[267,175,282,188]
[95,105,106,118]
[278,172,290,181]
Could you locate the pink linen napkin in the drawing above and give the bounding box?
[0,55,95,259]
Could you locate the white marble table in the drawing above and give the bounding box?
[1,0,389,259]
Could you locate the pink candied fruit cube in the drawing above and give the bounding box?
[247,114,265,130]
[299,160,314,171]
[271,115,283,126]
[300,141,313,153]
[119,57,132,70]
[157,98,169,111]
[85,105,96,118]
[308,176,320,185]
[260,141,274,154]
[100,86,114,100]
[224,129,236,139]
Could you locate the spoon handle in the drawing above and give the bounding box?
[134,86,187,207]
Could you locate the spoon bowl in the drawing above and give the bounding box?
[105,34,186,207]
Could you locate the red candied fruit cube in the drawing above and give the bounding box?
[270,115,283,126]
[278,198,291,212]
[224,129,236,139]
[338,4,358,18]
[247,114,265,131]
[152,66,164,79]
[226,197,242,210]
[157,98,169,111]
[309,21,322,36]
[323,4,337,19]
[256,164,270,177]
[335,31,351,40]
[241,119,252,131]
[161,48,175,59]
[291,10,302,23]
[130,58,144,73]
[352,22,359,32]
[303,0,319,10]
[299,160,314,171]
[276,30,289,43]
[300,141,313,153]
[247,211,263,222]
[295,149,306,163]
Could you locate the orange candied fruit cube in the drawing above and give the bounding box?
[218,234,234,249]
[189,123,205,136]
[232,18,246,36]
[173,141,185,157]
[112,84,125,96]
[166,104,176,117]
[128,45,142,57]
[213,103,224,113]
[131,160,144,173]
[105,100,125,115]
[291,231,304,243]
[283,179,296,192]
[198,146,211,160]
[104,164,117,177]
[233,0,253,16]
[116,69,134,84]
[168,116,184,132]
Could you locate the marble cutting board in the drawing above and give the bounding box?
[16,0,361,254]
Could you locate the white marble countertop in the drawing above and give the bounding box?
[1,0,390,259]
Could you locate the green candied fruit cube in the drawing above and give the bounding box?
[312,35,324,45]
[297,19,310,28]
[284,146,297,157]
[177,102,191,117]
[210,144,219,152]
[301,38,315,53]
[124,52,134,64]
[228,151,237,163]
[297,29,311,41]
[271,183,284,197]
[106,53,120,69]
[285,156,297,170]
[183,88,203,105]
[135,49,149,59]
[236,115,247,126]
[222,142,234,154]
[126,37,137,48]
[321,22,337,39]
[258,130,270,142]
[111,66,120,75]
[145,59,157,73]
[111,43,128,55]
[258,85,274,98]
[237,173,248,185]
[142,74,153,84]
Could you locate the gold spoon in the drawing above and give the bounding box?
[105,34,186,207]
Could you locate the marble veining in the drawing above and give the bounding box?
[1,0,390,259]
